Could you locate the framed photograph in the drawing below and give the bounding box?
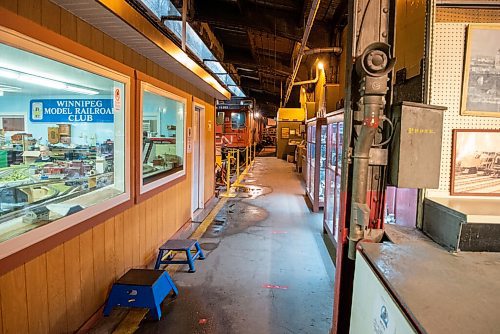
[281,127,290,139]
[290,129,296,136]
[461,25,500,117]
[451,129,500,196]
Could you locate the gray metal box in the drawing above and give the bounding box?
[389,102,446,189]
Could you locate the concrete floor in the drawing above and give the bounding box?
[138,158,335,334]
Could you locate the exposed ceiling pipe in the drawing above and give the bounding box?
[303,46,343,56]
[283,0,322,106]
[292,65,321,86]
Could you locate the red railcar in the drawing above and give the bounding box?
[215,98,261,155]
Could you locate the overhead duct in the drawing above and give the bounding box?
[303,47,343,56]
[292,65,322,86]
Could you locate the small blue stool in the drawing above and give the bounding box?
[103,269,178,320]
[154,239,205,272]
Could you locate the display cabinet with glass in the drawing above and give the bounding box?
[140,82,185,193]
[0,39,128,244]
[305,118,327,212]
[323,111,344,248]
[324,122,337,239]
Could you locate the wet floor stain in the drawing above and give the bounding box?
[204,200,269,239]
[235,185,272,199]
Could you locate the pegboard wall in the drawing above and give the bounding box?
[425,23,500,198]
[436,8,500,23]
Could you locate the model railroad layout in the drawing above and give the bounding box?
[0,165,114,225]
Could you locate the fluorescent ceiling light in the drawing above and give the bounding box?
[0,66,99,95]
[0,84,21,92]
[18,73,66,89]
[0,68,18,79]
[64,85,99,95]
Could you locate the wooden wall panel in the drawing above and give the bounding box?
[0,3,217,333]
[114,213,125,277]
[0,0,17,13]
[46,244,68,334]
[102,33,115,59]
[152,195,160,247]
[59,8,77,41]
[145,198,153,261]
[122,210,134,272]
[139,202,147,264]
[18,0,42,24]
[91,26,104,54]
[156,194,165,244]
[175,184,182,230]
[41,0,61,34]
[162,189,174,238]
[114,40,125,64]
[104,218,117,291]
[76,17,92,48]
[130,205,141,268]
[79,229,95,321]
[0,266,28,334]
[204,102,216,203]
[92,224,107,308]
[394,0,426,78]
[64,237,83,332]
[25,255,49,334]
[0,290,3,334]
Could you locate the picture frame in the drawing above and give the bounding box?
[461,24,500,117]
[281,127,290,139]
[290,129,296,136]
[451,129,500,196]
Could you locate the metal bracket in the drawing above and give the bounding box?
[369,148,388,165]
[353,202,371,229]
[347,147,354,164]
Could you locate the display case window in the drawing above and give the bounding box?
[231,111,246,129]
[216,111,224,125]
[140,82,186,193]
[0,37,129,246]
[334,122,344,242]
[324,123,337,236]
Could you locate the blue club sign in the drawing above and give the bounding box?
[30,99,114,123]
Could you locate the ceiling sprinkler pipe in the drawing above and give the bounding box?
[303,47,343,56]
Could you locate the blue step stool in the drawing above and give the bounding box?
[154,239,205,272]
[103,269,178,320]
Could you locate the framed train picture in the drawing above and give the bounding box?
[451,129,500,196]
[461,25,500,117]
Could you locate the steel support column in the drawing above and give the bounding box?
[331,0,396,332]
